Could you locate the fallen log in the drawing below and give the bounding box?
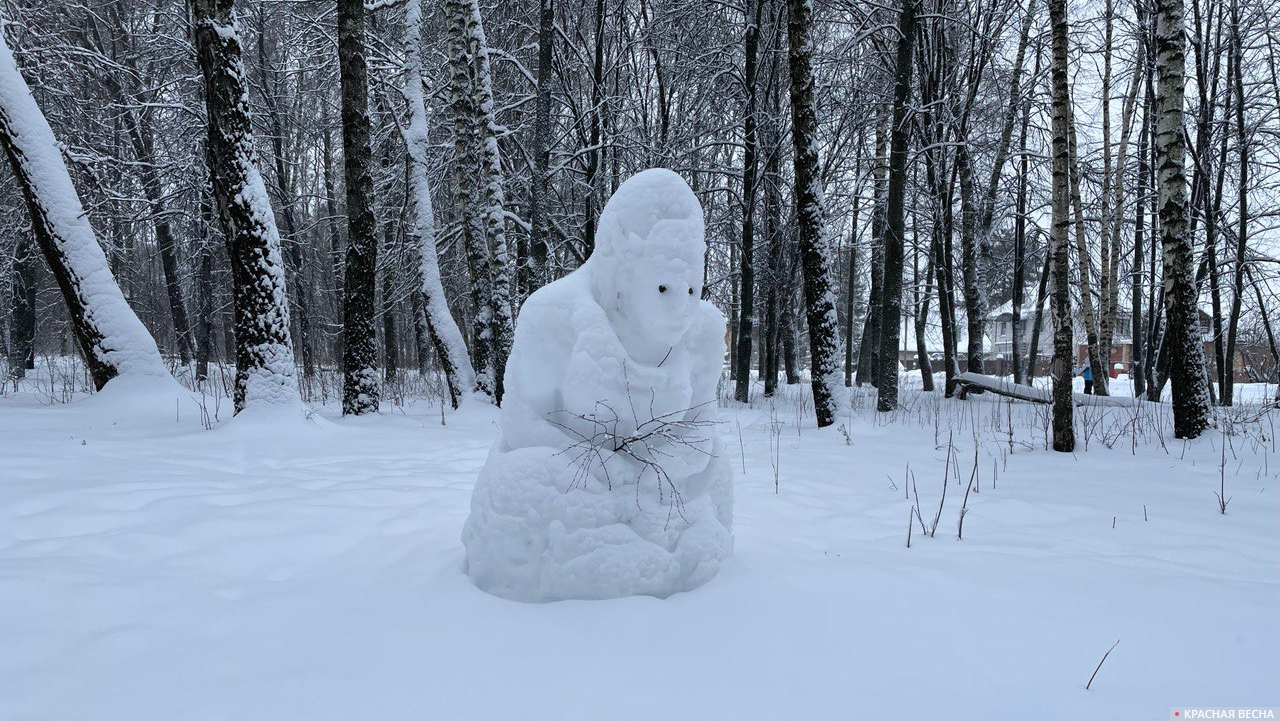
[955,372,1138,407]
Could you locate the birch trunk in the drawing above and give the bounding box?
[1155,0,1212,437]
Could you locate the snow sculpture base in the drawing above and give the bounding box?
[462,169,733,602]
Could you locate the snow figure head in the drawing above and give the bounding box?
[586,169,705,355]
[462,168,733,603]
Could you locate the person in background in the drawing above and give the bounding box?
[1077,361,1094,395]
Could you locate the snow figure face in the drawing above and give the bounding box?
[588,169,705,353]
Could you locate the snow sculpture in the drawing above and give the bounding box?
[463,168,733,602]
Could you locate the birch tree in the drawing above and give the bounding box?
[447,0,515,404]
[1048,0,1075,452]
[1154,0,1211,438]
[401,0,476,408]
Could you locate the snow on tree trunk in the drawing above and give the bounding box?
[0,30,169,391]
[401,0,477,409]
[785,0,845,428]
[447,0,515,405]
[189,0,300,413]
[1154,0,1211,438]
[337,0,380,416]
[1048,0,1075,452]
[876,0,916,412]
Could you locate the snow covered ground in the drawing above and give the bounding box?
[1,371,1277,720]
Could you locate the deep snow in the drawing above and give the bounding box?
[0,374,1276,720]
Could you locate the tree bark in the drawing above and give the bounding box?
[402,0,477,408]
[8,234,35,377]
[0,29,168,391]
[447,0,515,404]
[1222,0,1247,406]
[189,0,299,411]
[877,0,917,412]
[338,0,381,415]
[525,0,554,297]
[734,0,764,404]
[1155,0,1212,437]
[1049,0,1076,451]
[786,0,846,427]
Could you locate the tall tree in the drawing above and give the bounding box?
[1048,0,1075,452]
[447,0,515,404]
[402,0,477,408]
[876,0,917,412]
[0,28,169,391]
[734,0,764,404]
[524,0,554,298]
[189,0,300,413]
[338,0,381,415]
[1221,0,1247,406]
[786,0,846,427]
[1154,0,1212,437]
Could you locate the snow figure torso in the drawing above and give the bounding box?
[463,169,733,602]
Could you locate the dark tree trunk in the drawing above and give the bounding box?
[914,242,935,391]
[844,186,861,388]
[411,290,432,377]
[382,257,399,385]
[194,163,217,383]
[1222,0,1247,406]
[581,0,607,259]
[876,0,917,412]
[1011,58,1033,385]
[338,0,381,415]
[525,0,554,296]
[9,235,36,376]
[1132,83,1150,398]
[190,0,298,410]
[195,240,215,383]
[762,112,783,398]
[1026,248,1051,383]
[734,0,764,404]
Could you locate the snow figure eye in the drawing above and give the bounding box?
[659,285,667,293]
[688,287,694,295]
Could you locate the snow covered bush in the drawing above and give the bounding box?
[462,169,733,602]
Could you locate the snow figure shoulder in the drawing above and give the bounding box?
[462,168,733,602]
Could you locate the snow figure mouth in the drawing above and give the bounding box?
[461,168,733,602]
